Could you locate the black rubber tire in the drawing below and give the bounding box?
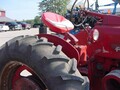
[0,35,89,90]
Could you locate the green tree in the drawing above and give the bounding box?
[34,16,40,24]
[22,16,41,26]
[24,19,34,25]
[39,0,70,15]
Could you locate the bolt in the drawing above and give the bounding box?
[96,63,103,70]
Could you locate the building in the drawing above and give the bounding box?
[0,7,14,23]
[0,8,5,17]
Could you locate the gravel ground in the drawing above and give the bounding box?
[0,28,39,46]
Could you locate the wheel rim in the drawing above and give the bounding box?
[0,61,48,90]
[13,78,40,90]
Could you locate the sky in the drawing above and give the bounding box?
[0,0,40,21]
[69,0,115,8]
[0,0,118,21]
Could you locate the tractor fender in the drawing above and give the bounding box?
[102,69,120,90]
[37,34,79,61]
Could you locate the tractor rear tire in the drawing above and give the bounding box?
[0,35,89,90]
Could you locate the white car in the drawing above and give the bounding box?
[0,24,9,32]
[15,24,22,30]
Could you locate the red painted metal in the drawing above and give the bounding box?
[102,70,120,90]
[86,10,120,26]
[13,78,40,90]
[37,34,80,61]
[39,10,120,90]
[76,45,87,66]
[12,65,33,89]
[42,12,74,33]
[63,32,79,45]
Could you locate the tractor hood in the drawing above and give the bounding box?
[92,25,120,59]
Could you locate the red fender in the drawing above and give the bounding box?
[37,34,79,61]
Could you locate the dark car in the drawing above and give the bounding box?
[17,22,31,30]
[5,22,22,30]
[33,23,41,28]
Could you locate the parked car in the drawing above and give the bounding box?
[17,22,31,30]
[0,24,9,32]
[5,22,22,30]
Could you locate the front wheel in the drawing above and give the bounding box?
[0,35,89,90]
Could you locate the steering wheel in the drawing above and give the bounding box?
[72,0,100,29]
[70,0,89,29]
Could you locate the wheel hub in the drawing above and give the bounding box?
[13,78,40,90]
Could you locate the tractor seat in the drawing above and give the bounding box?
[42,12,74,33]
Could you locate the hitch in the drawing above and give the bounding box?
[39,23,47,34]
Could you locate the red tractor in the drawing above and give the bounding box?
[0,1,120,90]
